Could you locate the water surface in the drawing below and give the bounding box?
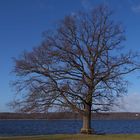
[0,120,140,136]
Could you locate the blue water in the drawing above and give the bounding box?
[0,120,140,136]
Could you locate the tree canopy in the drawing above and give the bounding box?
[11,5,140,134]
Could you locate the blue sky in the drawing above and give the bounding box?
[0,0,140,112]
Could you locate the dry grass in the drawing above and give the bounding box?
[1,134,140,140]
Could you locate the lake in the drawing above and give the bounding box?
[1,120,140,136]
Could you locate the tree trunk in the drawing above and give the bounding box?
[80,104,93,134]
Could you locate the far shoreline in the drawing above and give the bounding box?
[0,112,140,120]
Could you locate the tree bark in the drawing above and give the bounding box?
[80,104,93,134]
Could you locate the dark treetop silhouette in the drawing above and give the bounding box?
[11,5,140,134]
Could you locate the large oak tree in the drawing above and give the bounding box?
[11,5,140,134]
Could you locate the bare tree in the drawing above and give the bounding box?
[11,5,140,134]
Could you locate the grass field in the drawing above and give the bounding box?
[1,134,140,140]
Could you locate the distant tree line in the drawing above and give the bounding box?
[0,112,140,120]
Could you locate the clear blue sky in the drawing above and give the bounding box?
[0,0,140,112]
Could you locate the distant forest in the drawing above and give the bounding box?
[0,112,140,120]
